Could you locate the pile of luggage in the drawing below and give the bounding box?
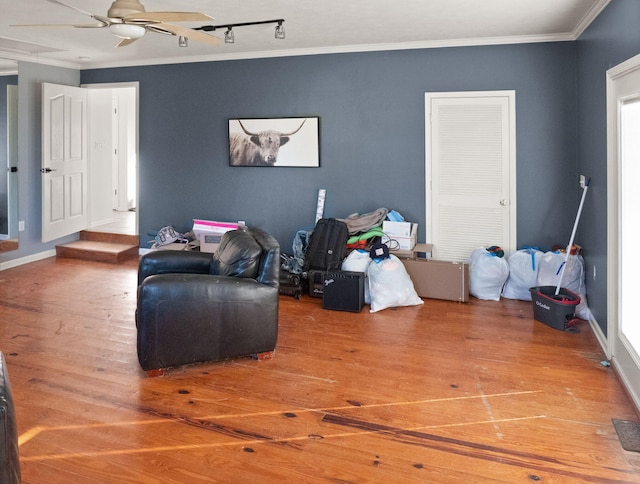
[279,209,423,313]
[279,209,389,299]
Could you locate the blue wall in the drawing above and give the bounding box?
[81,42,579,254]
[576,0,640,335]
[6,0,640,338]
[4,62,81,263]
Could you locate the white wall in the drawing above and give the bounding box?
[88,88,113,227]
[87,84,137,227]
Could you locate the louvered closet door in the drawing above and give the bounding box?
[425,92,516,262]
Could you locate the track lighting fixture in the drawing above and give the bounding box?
[178,35,188,47]
[195,19,285,43]
[224,27,234,44]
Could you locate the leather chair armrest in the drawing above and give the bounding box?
[138,250,213,285]
[0,352,21,484]
[247,227,280,287]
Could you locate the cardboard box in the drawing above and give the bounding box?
[391,243,433,259]
[383,221,418,250]
[382,220,414,237]
[199,233,224,253]
[192,219,241,240]
[154,242,198,251]
[399,257,469,302]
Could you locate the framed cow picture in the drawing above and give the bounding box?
[228,116,320,167]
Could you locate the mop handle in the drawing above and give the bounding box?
[555,177,591,295]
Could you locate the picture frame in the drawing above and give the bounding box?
[228,116,320,167]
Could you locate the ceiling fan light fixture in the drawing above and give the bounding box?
[178,35,188,47]
[225,27,234,44]
[107,0,146,18]
[275,21,285,40]
[109,23,146,39]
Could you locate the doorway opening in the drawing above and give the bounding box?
[84,82,138,237]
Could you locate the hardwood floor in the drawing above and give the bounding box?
[0,256,639,483]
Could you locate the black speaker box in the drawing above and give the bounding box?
[322,270,365,312]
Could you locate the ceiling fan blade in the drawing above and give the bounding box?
[11,23,105,28]
[93,15,115,25]
[43,0,94,18]
[124,12,213,23]
[74,22,109,29]
[152,23,222,45]
[115,37,140,48]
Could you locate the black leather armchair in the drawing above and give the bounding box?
[0,352,21,484]
[136,228,280,376]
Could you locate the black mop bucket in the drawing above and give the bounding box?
[529,286,581,331]
[530,177,590,332]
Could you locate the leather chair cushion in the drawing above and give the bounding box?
[211,230,262,278]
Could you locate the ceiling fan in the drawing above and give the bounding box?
[13,0,221,47]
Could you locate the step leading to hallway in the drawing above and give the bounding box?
[56,231,139,264]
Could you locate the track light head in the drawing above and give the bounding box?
[225,27,234,44]
[194,19,285,44]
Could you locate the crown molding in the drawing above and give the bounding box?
[59,33,577,70]
[572,0,611,38]
[0,20,606,72]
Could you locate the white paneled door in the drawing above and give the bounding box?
[42,83,88,242]
[425,91,516,262]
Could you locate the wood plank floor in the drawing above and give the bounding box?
[0,256,639,483]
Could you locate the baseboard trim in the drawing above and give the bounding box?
[588,314,609,359]
[0,250,57,271]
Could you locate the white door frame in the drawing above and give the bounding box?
[425,91,517,260]
[82,81,139,234]
[606,54,640,410]
[6,84,18,240]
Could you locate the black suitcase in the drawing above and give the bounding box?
[280,271,302,286]
[279,283,304,299]
[279,270,305,299]
[305,218,349,271]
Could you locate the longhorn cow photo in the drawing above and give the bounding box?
[228,117,320,167]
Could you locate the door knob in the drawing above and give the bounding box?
[40,168,56,173]
[500,199,507,206]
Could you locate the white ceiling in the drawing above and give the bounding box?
[0,0,610,71]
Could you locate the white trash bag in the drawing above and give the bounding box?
[367,254,423,313]
[502,248,543,301]
[468,247,510,301]
[342,249,372,304]
[537,250,591,321]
